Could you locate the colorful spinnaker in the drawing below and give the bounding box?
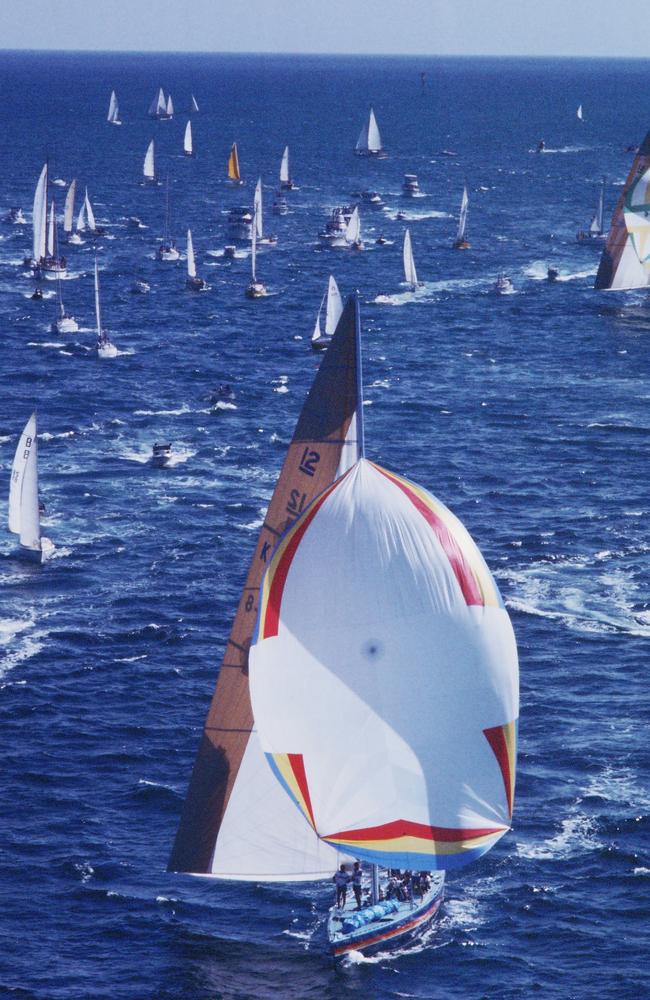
[169,296,363,879]
[595,130,650,290]
[249,458,519,872]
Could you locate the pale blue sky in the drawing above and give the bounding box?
[2,0,648,56]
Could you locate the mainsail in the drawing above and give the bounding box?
[184,120,193,156]
[8,412,41,553]
[63,179,76,234]
[249,458,519,872]
[312,276,344,346]
[149,88,166,117]
[280,146,290,186]
[595,130,650,290]
[254,178,263,239]
[107,90,120,123]
[169,295,364,878]
[32,163,48,262]
[187,228,196,279]
[144,140,156,182]
[228,143,241,182]
[403,228,418,286]
[345,206,361,244]
[84,190,96,232]
[457,185,469,242]
[590,177,606,236]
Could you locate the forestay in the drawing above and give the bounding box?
[250,459,519,872]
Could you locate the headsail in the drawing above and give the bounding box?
[595,130,650,290]
[187,228,196,278]
[84,190,96,232]
[324,275,343,336]
[8,412,41,552]
[144,140,156,182]
[166,94,174,117]
[228,143,241,182]
[403,228,418,286]
[184,120,193,156]
[577,104,583,121]
[63,179,76,234]
[169,295,365,879]
[254,178,263,239]
[76,199,86,232]
[32,163,48,262]
[250,458,519,872]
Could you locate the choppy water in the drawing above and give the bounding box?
[1,52,649,1000]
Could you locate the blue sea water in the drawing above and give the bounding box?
[1,50,649,999]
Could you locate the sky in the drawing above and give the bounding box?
[2,0,649,57]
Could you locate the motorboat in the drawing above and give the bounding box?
[402,174,420,197]
[272,192,289,216]
[151,443,172,467]
[131,280,151,294]
[227,207,253,241]
[360,190,383,206]
[223,245,237,259]
[3,207,26,224]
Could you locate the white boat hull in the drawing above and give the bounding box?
[53,316,79,334]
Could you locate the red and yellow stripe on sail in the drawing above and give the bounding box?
[321,817,507,858]
[484,720,517,818]
[265,752,317,829]
[372,463,502,608]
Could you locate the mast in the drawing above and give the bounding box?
[169,294,364,878]
[94,259,103,344]
[251,209,257,281]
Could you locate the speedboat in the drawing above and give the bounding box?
[151,443,172,467]
[31,288,44,300]
[210,383,236,404]
[223,245,237,259]
[396,211,407,221]
[128,216,146,230]
[3,207,26,224]
[375,235,388,245]
[402,174,420,197]
[439,149,458,157]
[227,207,253,241]
[360,190,383,206]
[131,280,151,294]
[272,193,289,215]
[494,275,514,295]
[318,207,349,244]
[157,242,180,262]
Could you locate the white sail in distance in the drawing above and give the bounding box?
[345,206,361,243]
[166,94,174,116]
[184,120,193,155]
[107,90,120,123]
[47,202,55,256]
[144,140,155,181]
[63,179,76,234]
[186,228,196,278]
[32,163,48,261]
[280,146,290,185]
[356,108,382,153]
[403,228,418,286]
[577,104,583,121]
[325,275,343,335]
[191,94,199,112]
[254,178,263,239]
[457,185,469,241]
[8,412,41,552]
[84,190,96,231]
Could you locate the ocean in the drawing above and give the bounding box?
[1,51,649,999]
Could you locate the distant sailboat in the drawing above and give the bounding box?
[8,413,54,563]
[311,274,343,351]
[143,139,158,185]
[354,107,385,157]
[82,188,103,235]
[190,94,199,113]
[279,146,298,190]
[402,228,420,288]
[31,163,66,277]
[228,143,243,184]
[183,120,193,157]
[253,178,276,246]
[245,202,267,298]
[577,104,584,122]
[107,90,121,125]
[345,205,363,250]
[149,87,171,120]
[51,208,78,333]
[453,185,471,250]
[63,179,82,244]
[94,260,118,358]
[577,177,607,242]
[166,94,174,118]
[186,228,209,291]
[157,177,180,261]
[595,130,650,290]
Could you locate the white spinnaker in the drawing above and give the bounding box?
[325,275,343,335]
[345,206,360,243]
[63,179,76,234]
[84,190,96,231]
[9,413,40,551]
[144,140,155,181]
[280,146,290,184]
[250,460,518,869]
[47,202,55,256]
[457,186,469,241]
[32,164,48,261]
[367,108,382,152]
[254,178,263,238]
[186,228,196,278]
[108,90,119,122]
[403,229,418,285]
[184,120,192,155]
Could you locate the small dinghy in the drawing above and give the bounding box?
[453,184,471,249]
[547,267,559,282]
[151,443,172,467]
[94,260,118,358]
[311,274,343,351]
[131,280,151,294]
[360,189,383,206]
[8,412,55,563]
[223,244,237,259]
[31,287,44,301]
[186,228,209,290]
[3,207,26,224]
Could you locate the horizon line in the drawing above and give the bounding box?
[1,48,649,60]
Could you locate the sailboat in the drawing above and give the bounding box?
[595,130,650,290]
[245,201,267,298]
[190,94,199,113]
[157,177,180,261]
[81,188,103,236]
[8,413,55,563]
[183,120,194,157]
[51,231,78,332]
[63,179,82,245]
[107,90,121,125]
[186,228,209,291]
[94,260,118,358]
[453,185,471,249]
[254,178,277,245]
[577,177,607,242]
[345,205,363,250]
[228,143,243,184]
[169,295,519,959]
[31,163,67,277]
[143,139,158,186]
[311,275,343,351]
[166,94,174,118]
[577,104,584,122]
[279,146,298,190]
[148,87,171,120]
[354,107,385,157]
[402,228,420,289]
